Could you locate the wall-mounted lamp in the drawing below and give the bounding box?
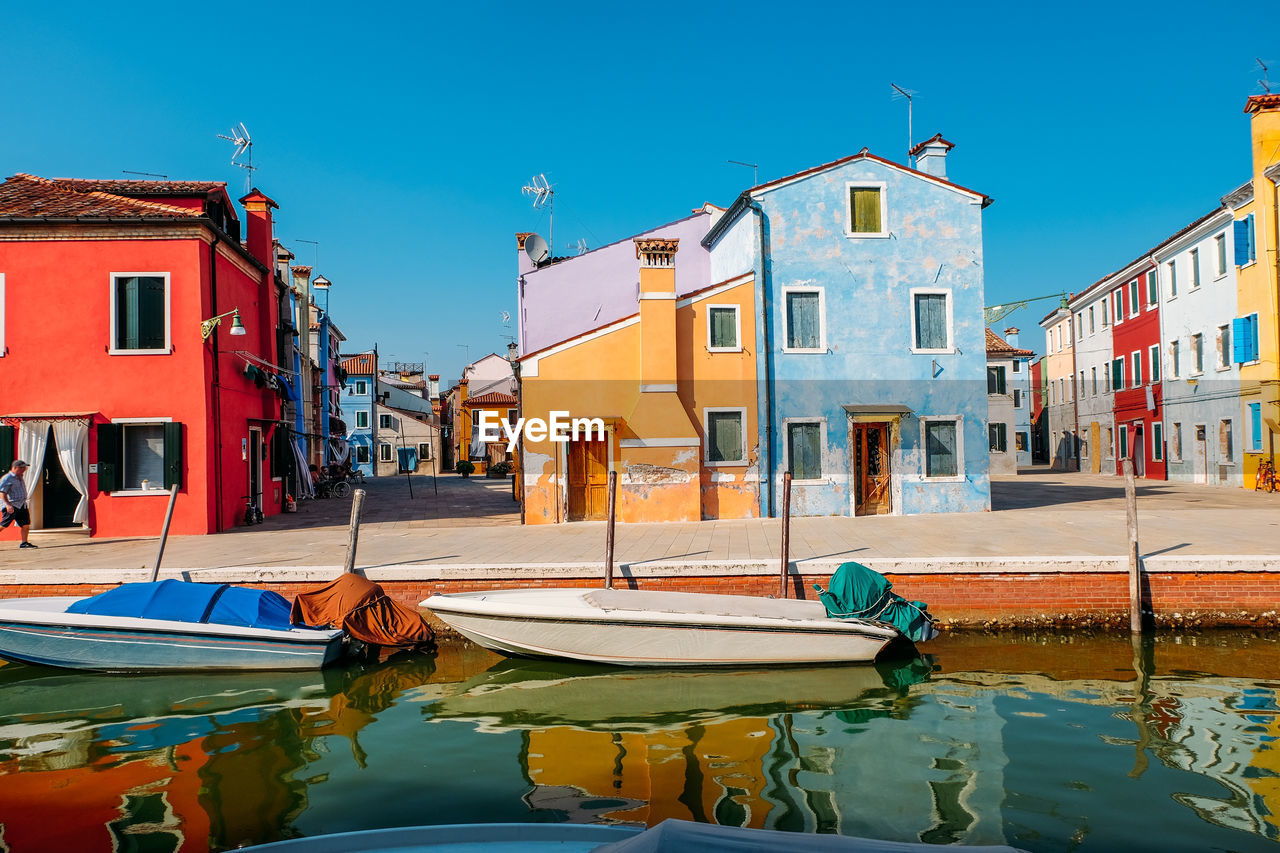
[201,308,247,340]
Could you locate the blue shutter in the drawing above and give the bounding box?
[1233,317,1248,363]
[1250,403,1262,451]
[1234,220,1250,266]
[1249,314,1260,363]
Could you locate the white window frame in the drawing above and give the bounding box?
[1147,270,1158,307]
[1220,419,1234,463]
[354,380,368,395]
[781,417,827,485]
[1166,260,1178,298]
[1091,366,1098,396]
[909,288,955,355]
[780,286,826,353]
[1215,233,1227,278]
[1216,324,1231,370]
[356,444,370,464]
[1191,332,1204,375]
[379,413,394,430]
[1128,280,1140,318]
[844,181,888,238]
[1189,248,1200,290]
[1149,344,1160,383]
[919,415,966,482]
[378,443,393,462]
[705,304,742,353]
[1131,350,1143,387]
[702,407,748,467]
[355,410,369,429]
[1169,340,1180,379]
[1112,290,1124,325]
[109,272,172,355]
[1152,422,1164,462]
[1088,305,1095,334]
[108,416,174,496]
[1170,422,1183,462]
[418,441,433,460]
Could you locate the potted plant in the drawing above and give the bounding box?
[488,461,512,479]
[455,460,475,478]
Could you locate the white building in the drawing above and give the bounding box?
[986,329,1034,474]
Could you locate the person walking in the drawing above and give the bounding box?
[0,460,36,549]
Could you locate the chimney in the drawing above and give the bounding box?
[909,134,956,179]
[1245,93,1280,185]
[428,374,440,400]
[636,238,679,390]
[1003,327,1021,348]
[239,189,279,266]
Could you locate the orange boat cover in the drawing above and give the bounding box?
[291,573,435,647]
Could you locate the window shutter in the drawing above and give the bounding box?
[1248,315,1260,363]
[118,277,140,349]
[1234,220,1251,266]
[1233,317,1248,363]
[96,423,122,492]
[1250,403,1262,450]
[0,425,14,472]
[139,277,166,349]
[162,422,183,489]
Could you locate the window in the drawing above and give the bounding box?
[1076,314,1083,341]
[379,413,394,429]
[1045,329,1053,355]
[1106,427,1114,459]
[1171,423,1182,462]
[1112,290,1124,325]
[1170,340,1180,378]
[379,443,393,462]
[1232,314,1260,363]
[418,442,433,460]
[1166,260,1177,297]
[911,290,952,352]
[1249,402,1263,452]
[1220,419,1234,463]
[1049,382,1055,405]
[507,408,518,426]
[1190,249,1200,289]
[110,273,169,353]
[356,445,370,464]
[707,304,740,351]
[123,425,165,489]
[354,380,368,395]
[1112,357,1124,391]
[989,422,1007,452]
[1152,422,1164,461]
[1012,358,1021,373]
[1131,351,1142,387]
[785,420,823,481]
[1149,345,1160,383]
[1089,306,1095,333]
[1234,215,1256,266]
[704,408,746,465]
[1215,233,1227,275]
[1146,270,1157,307]
[1128,280,1140,317]
[783,287,824,352]
[1081,437,1089,458]
[1191,333,1204,373]
[923,419,961,479]
[95,420,182,492]
[1078,370,1085,397]
[355,410,369,429]
[1119,427,1129,460]
[1217,324,1231,369]
[1013,389,1023,408]
[847,184,886,235]
[1101,299,1109,326]
[1015,432,1027,452]
[987,365,1007,395]
[1091,366,1098,396]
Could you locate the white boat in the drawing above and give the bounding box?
[421,588,901,667]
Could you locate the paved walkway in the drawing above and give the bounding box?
[1,471,1277,580]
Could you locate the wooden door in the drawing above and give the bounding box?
[852,423,891,516]
[567,437,609,521]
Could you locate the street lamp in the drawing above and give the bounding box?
[200,308,247,340]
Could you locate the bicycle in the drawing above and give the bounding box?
[242,495,263,525]
[1256,459,1277,493]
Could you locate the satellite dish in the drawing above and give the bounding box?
[525,233,550,264]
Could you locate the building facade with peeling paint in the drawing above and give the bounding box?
[703,138,993,517]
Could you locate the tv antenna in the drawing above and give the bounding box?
[890,84,915,165]
[522,174,554,258]
[728,159,758,186]
[574,238,588,255]
[217,122,257,192]
[500,310,511,327]
[122,170,168,179]
[457,343,472,367]
[1259,58,1273,93]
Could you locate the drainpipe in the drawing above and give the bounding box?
[747,198,776,517]
[209,234,224,531]
[1069,306,1079,472]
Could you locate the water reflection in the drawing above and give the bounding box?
[0,634,1276,851]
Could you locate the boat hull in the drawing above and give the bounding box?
[424,588,897,667]
[0,598,345,672]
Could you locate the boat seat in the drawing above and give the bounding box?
[583,589,827,621]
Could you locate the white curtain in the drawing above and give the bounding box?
[329,438,350,464]
[292,437,314,497]
[53,420,90,524]
[18,420,50,500]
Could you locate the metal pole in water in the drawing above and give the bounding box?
[1123,459,1142,632]
[604,470,617,589]
[149,484,180,583]
[779,471,792,599]
[344,488,366,574]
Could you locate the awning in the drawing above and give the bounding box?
[842,405,913,416]
[1,412,95,420]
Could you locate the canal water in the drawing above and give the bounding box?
[0,631,1277,852]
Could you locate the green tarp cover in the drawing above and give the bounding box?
[814,562,938,643]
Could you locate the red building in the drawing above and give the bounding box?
[1109,262,1166,479]
[0,174,293,537]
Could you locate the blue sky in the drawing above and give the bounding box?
[5,1,1277,379]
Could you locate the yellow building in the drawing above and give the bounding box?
[518,238,758,523]
[1038,306,1077,470]
[1237,93,1280,485]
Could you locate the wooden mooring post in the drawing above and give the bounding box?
[1122,459,1142,633]
[148,484,180,583]
[604,470,617,589]
[779,472,792,599]
[344,488,367,574]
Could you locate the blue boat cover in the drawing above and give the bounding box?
[66,579,294,630]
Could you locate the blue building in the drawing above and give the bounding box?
[704,136,993,516]
[340,351,377,477]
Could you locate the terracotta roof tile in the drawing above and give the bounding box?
[339,353,376,375]
[986,328,1034,357]
[49,178,226,195]
[0,174,203,219]
[464,391,517,408]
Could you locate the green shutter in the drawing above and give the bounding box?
[139,277,166,349]
[97,423,122,492]
[0,425,14,472]
[163,422,183,489]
